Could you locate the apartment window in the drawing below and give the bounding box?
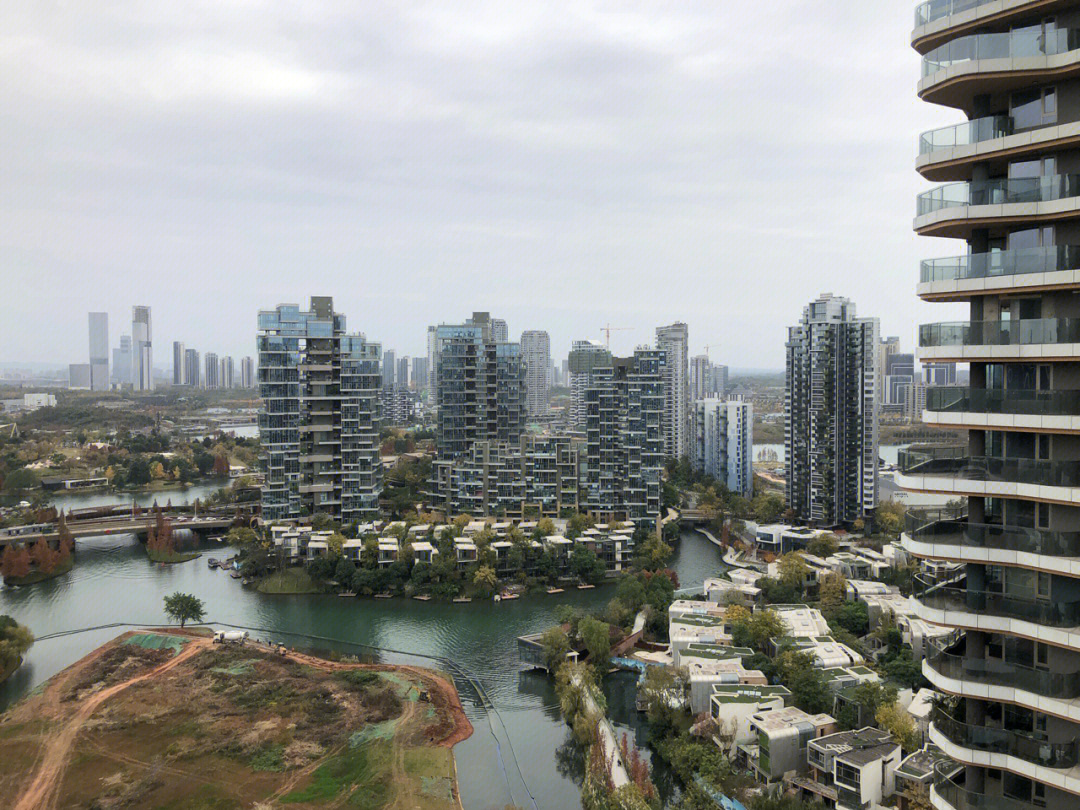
[835,761,861,789]
[1011,86,1057,129]
[1037,502,1051,530]
[1009,156,1056,179]
[1036,642,1050,669]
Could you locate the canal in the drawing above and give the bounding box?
[0,526,726,809]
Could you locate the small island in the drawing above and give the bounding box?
[0,629,472,810]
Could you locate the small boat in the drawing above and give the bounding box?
[500,593,520,601]
[453,597,472,603]
[577,584,595,590]
[207,558,220,569]
[374,592,393,599]
[229,570,242,579]
[413,594,432,601]
[338,591,357,598]
[546,588,564,595]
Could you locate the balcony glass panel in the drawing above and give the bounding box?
[915,0,993,27]
[919,318,1080,347]
[920,116,1013,155]
[927,643,1080,698]
[932,710,1079,768]
[917,175,1080,216]
[920,245,1080,282]
[925,386,1080,415]
[910,517,1080,558]
[923,28,1080,78]
[917,583,1080,626]
[934,764,1044,810]
[899,449,1080,487]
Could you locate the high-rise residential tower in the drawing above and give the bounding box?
[88,312,109,391]
[492,318,508,343]
[131,306,153,391]
[426,325,438,400]
[785,293,878,526]
[692,397,753,498]
[397,356,410,390]
[434,312,524,460]
[382,349,396,389]
[585,348,665,523]
[184,349,200,388]
[689,354,711,403]
[901,7,1080,809]
[240,356,255,389]
[112,335,132,386]
[204,352,220,389]
[172,341,186,385]
[877,336,900,406]
[258,297,382,523]
[567,340,611,430]
[220,356,235,389]
[656,322,689,460]
[412,356,428,395]
[521,330,551,417]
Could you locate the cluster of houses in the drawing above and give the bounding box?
[267,518,639,578]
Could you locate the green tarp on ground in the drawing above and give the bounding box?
[122,633,188,655]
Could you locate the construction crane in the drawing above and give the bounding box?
[600,324,632,349]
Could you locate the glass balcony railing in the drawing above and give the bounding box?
[932,709,1079,768]
[923,28,1080,78]
[919,115,1013,155]
[920,245,1080,283]
[919,318,1080,348]
[899,449,1080,488]
[925,385,1080,416]
[897,444,967,473]
[916,0,995,28]
[917,174,1080,216]
[934,763,1050,810]
[927,642,1080,698]
[917,583,1080,626]
[909,517,1080,558]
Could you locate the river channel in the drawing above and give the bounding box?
[0,526,727,809]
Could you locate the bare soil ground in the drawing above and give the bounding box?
[0,629,472,810]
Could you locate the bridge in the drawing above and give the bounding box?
[0,505,254,548]
[678,509,714,524]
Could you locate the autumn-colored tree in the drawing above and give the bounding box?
[158,517,175,554]
[1,544,32,580]
[29,539,59,574]
[212,455,230,476]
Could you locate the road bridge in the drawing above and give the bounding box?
[0,508,248,548]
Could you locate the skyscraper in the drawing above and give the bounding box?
[184,349,201,388]
[240,356,254,389]
[204,352,219,389]
[903,8,1080,808]
[112,335,132,386]
[426,325,438,400]
[785,293,878,526]
[567,340,611,430]
[689,354,710,402]
[412,356,428,395]
[656,322,689,460]
[88,312,109,391]
[220,355,234,389]
[877,336,900,406]
[491,318,508,343]
[585,348,665,523]
[131,305,153,391]
[258,297,382,523]
[692,398,753,498]
[434,312,524,460]
[383,349,396,388]
[172,341,186,385]
[521,330,551,418]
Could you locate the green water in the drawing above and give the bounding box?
[0,528,726,809]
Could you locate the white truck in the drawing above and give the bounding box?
[213,630,249,645]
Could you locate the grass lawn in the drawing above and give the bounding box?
[146,548,200,564]
[3,555,74,586]
[257,568,323,595]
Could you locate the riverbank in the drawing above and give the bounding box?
[0,628,471,810]
[145,548,199,564]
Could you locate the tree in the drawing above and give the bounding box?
[540,627,572,672]
[751,492,785,524]
[615,575,647,613]
[579,616,612,663]
[806,533,840,558]
[0,615,34,676]
[730,608,784,653]
[335,556,356,585]
[29,538,59,574]
[875,499,906,536]
[570,547,606,585]
[843,681,898,728]
[777,651,831,714]
[634,532,672,572]
[638,665,688,737]
[535,518,556,537]
[473,565,498,595]
[777,552,810,591]
[3,468,39,493]
[163,592,205,628]
[834,601,869,637]
[876,701,921,752]
[1,544,32,580]
[818,572,847,618]
[226,527,257,547]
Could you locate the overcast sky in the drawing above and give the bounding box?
[1,1,965,370]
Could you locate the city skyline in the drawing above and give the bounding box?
[1,4,966,369]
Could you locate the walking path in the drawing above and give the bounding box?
[570,671,630,788]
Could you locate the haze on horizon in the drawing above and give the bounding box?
[1,2,964,368]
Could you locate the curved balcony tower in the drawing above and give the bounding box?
[907,3,1080,809]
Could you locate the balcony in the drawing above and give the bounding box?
[918,317,1080,361]
[920,115,1013,155]
[919,245,1080,293]
[907,515,1080,558]
[933,709,1079,768]
[926,639,1080,698]
[917,174,1080,217]
[932,763,1044,810]
[916,582,1080,627]
[922,27,1080,78]
[923,386,1080,432]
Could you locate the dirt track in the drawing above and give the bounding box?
[12,638,209,810]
